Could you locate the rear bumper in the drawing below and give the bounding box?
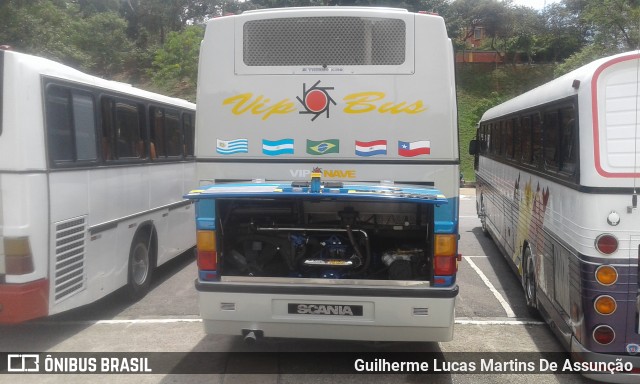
[196,280,457,342]
[571,336,640,383]
[0,279,49,324]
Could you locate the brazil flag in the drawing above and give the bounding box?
[306,139,339,155]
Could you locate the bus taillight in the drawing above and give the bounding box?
[595,234,618,255]
[595,265,618,286]
[4,237,34,275]
[196,230,217,274]
[434,234,457,277]
[594,295,617,315]
[592,325,615,345]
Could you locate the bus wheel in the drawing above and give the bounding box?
[127,235,153,301]
[523,246,539,316]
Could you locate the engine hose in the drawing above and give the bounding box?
[346,225,370,272]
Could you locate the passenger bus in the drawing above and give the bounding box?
[470,51,640,380]
[0,48,197,324]
[190,7,460,342]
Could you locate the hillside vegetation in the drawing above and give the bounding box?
[456,64,555,181]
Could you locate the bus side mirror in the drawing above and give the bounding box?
[468,140,478,155]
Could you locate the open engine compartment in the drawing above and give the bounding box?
[216,198,435,281]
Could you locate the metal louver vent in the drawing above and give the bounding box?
[54,217,86,301]
[243,17,406,66]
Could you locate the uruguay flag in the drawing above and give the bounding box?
[355,140,387,157]
[398,140,430,157]
[217,138,248,155]
[262,138,294,156]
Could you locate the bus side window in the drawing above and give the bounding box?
[512,117,521,162]
[532,113,543,166]
[560,107,577,174]
[150,106,165,159]
[183,112,195,157]
[543,110,559,170]
[165,109,182,157]
[72,93,97,161]
[521,116,532,164]
[505,119,514,159]
[45,85,74,163]
[114,101,142,159]
[101,98,115,161]
[45,85,98,165]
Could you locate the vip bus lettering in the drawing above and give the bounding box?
[343,92,427,114]
[223,93,297,120]
[223,92,427,119]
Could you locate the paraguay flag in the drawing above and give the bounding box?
[262,138,294,156]
[398,140,430,157]
[217,138,248,155]
[355,140,387,157]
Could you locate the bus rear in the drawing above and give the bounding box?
[191,7,459,342]
[0,49,51,323]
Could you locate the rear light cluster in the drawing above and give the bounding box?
[3,237,34,275]
[196,230,217,272]
[592,265,619,346]
[433,234,458,286]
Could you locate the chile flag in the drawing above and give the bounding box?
[398,140,430,157]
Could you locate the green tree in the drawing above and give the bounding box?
[75,12,134,77]
[0,0,88,67]
[554,0,640,75]
[150,25,204,99]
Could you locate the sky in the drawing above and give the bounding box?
[509,0,560,10]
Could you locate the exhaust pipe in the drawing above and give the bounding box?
[242,329,263,345]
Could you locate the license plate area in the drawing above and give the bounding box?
[273,299,373,321]
[287,303,364,316]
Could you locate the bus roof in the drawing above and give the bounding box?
[4,50,195,110]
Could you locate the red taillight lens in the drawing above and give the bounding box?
[434,234,457,275]
[595,234,618,255]
[593,325,615,345]
[434,256,457,275]
[196,231,217,271]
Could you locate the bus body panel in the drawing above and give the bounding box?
[194,8,459,342]
[197,289,456,342]
[0,49,196,323]
[474,51,640,379]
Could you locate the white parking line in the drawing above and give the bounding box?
[463,256,517,318]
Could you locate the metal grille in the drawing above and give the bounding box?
[243,17,406,66]
[54,217,86,301]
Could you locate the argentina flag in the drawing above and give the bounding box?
[262,138,294,156]
[217,138,248,155]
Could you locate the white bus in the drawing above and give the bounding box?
[0,48,197,324]
[189,7,460,342]
[470,51,640,380]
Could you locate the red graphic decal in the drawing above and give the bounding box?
[297,81,336,121]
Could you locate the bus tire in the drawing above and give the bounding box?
[523,246,539,317]
[126,233,153,301]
